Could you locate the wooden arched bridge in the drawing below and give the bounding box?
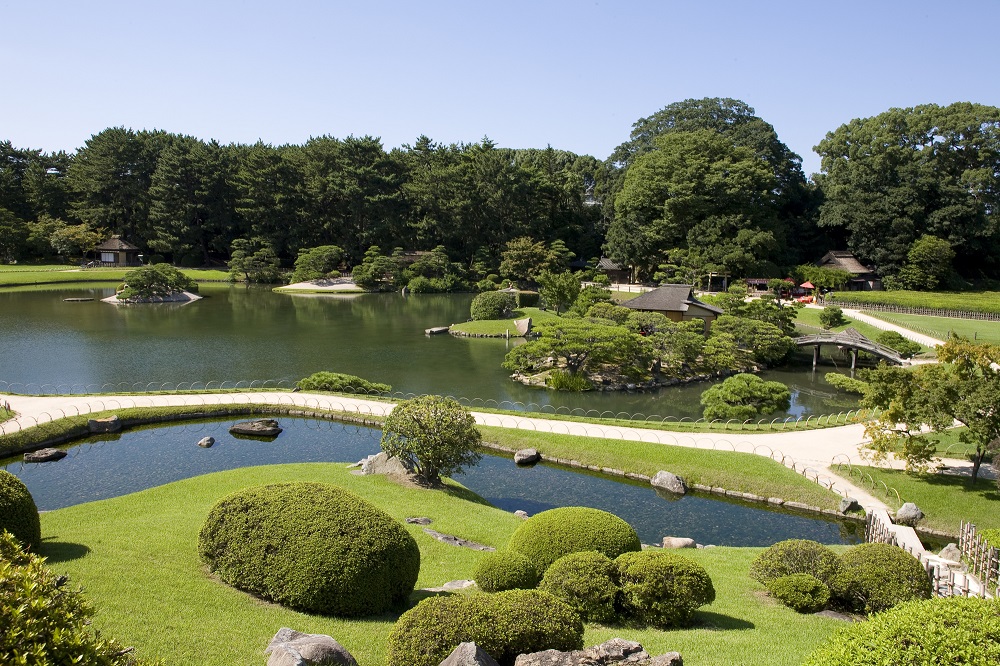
[795,328,907,368]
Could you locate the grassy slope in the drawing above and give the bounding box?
[864,311,1000,344]
[0,266,231,287]
[826,290,1000,314]
[41,464,844,666]
[449,307,563,336]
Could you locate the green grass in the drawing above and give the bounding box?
[449,307,563,336]
[794,308,933,354]
[481,426,841,510]
[831,464,1000,533]
[39,464,846,666]
[825,290,1000,314]
[0,266,232,288]
[863,311,1000,344]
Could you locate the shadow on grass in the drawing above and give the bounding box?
[694,610,755,631]
[442,483,495,508]
[40,539,91,563]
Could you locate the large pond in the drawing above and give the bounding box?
[0,284,861,419]
[1,416,862,546]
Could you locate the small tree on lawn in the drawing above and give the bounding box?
[380,395,482,485]
[228,237,281,283]
[819,306,847,329]
[700,374,791,421]
[537,270,581,314]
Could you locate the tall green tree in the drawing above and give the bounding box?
[536,270,582,314]
[890,235,956,291]
[233,142,306,258]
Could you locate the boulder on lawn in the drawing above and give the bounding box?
[838,497,860,514]
[650,471,687,495]
[895,502,923,526]
[514,638,656,665]
[265,628,358,666]
[229,419,282,438]
[23,448,67,463]
[439,642,500,666]
[197,436,215,448]
[661,536,696,549]
[360,452,415,476]
[514,448,541,465]
[88,415,121,434]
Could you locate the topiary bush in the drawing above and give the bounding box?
[615,550,716,628]
[516,290,540,308]
[539,551,619,623]
[387,589,584,666]
[766,573,831,613]
[831,542,932,614]
[0,470,41,551]
[803,596,1000,666]
[198,482,419,617]
[506,507,641,574]
[295,370,391,394]
[749,539,840,585]
[474,550,539,592]
[470,291,516,320]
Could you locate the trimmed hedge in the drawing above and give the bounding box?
[804,597,1000,665]
[766,573,830,613]
[506,507,641,574]
[831,542,932,614]
[387,589,584,666]
[295,371,391,394]
[615,550,716,628]
[539,551,619,623]
[473,550,539,592]
[471,291,516,320]
[198,482,419,617]
[749,539,839,585]
[0,470,41,551]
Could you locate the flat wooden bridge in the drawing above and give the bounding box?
[795,328,907,368]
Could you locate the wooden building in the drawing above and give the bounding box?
[817,251,881,291]
[620,284,723,328]
[94,237,142,267]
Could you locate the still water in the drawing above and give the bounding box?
[1,417,861,546]
[0,284,861,419]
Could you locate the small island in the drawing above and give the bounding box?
[102,264,202,304]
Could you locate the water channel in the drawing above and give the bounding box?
[1,416,862,546]
[0,284,862,419]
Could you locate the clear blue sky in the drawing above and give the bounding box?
[3,0,997,176]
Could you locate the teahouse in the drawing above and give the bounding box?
[621,284,723,329]
[93,236,142,267]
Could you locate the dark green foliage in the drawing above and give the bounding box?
[537,270,581,314]
[819,305,847,329]
[387,589,584,666]
[178,253,201,268]
[874,330,921,358]
[831,542,932,614]
[824,373,869,395]
[766,573,830,613]
[351,246,405,292]
[571,285,613,316]
[749,539,840,585]
[546,369,592,391]
[227,237,282,283]
[700,374,791,421]
[539,551,619,623]
[470,290,517,320]
[586,301,630,323]
[290,245,344,283]
[198,482,419,617]
[380,395,482,485]
[146,254,165,265]
[506,507,641,574]
[0,532,154,666]
[516,291,540,308]
[803,596,1000,666]
[615,550,716,628]
[473,550,539,592]
[295,371,391,394]
[0,470,41,551]
[117,264,197,301]
[407,275,467,293]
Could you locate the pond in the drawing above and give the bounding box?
[1,416,862,546]
[0,284,863,420]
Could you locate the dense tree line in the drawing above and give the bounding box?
[2,97,998,286]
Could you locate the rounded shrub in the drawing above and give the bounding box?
[539,551,619,623]
[749,539,839,585]
[803,596,1000,666]
[766,573,830,613]
[198,482,419,617]
[831,542,932,614]
[506,507,641,574]
[470,290,516,320]
[615,550,716,628]
[474,550,539,592]
[387,589,584,666]
[0,470,41,551]
[516,290,540,308]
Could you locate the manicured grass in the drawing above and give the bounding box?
[480,426,841,510]
[611,290,642,302]
[449,307,563,336]
[864,311,1000,344]
[0,266,232,288]
[825,290,1000,314]
[40,464,845,666]
[794,308,933,354]
[831,464,1000,533]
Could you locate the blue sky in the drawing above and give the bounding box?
[3,0,997,176]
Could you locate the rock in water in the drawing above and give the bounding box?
[23,448,67,463]
[197,436,215,448]
[265,628,358,666]
[514,448,541,465]
[650,471,687,495]
[88,415,121,433]
[838,497,860,514]
[229,419,282,437]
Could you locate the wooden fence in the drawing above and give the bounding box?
[818,297,1000,321]
[959,521,1000,595]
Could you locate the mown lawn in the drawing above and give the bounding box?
[449,307,563,336]
[40,464,846,666]
[825,290,1000,314]
[864,311,1000,344]
[0,266,231,288]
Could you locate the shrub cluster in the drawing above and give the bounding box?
[295,371,391,394]
[831,542,932,614]
[516,290,540,308]
[546,369,592,391]
[539,551,619,623]
[117,264,197,301]
[387,589,583,666]
[875,330,922,358]
[198,482,419,617]
[506,507,641,574]
[0,470,41,551]
[804,597,1000,666]
[407,275,468,293]
[473,550,539,593]
[470,290,517,320]
[0,532,154,666]
[749,539,840,586]
[766,573,831,613]
[615,550,716,628]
